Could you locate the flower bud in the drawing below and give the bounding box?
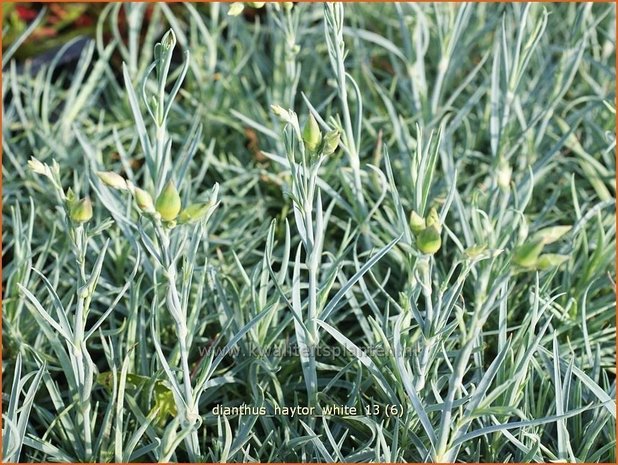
[518,219,529,244]
[416,224,441,255]
[426,207,441,232]
[531,225,571,245]
[155,181,181,222]
[70,197,93,224]
[496,159,512,190]
[536,254,569,270]
[248,2,265,7]
[178,203,214,225]
[302,113,322,153]
[511,239,544,268]
[409,210,426,235]
[161,30,176,51]
[228,2,245,16]
[66,187,76,205]
[322,129,340,156]
[465,243,488,259]
[271,104,293,125]
[97,171,128,190]
[28,157,48,176]
[134,187,155,213]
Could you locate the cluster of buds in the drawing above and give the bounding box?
[28,157,93,225]
[511,225,571,270]
[409,207,442,255]
[66,189,93,224]
[97,171,218,228]
[228,2,293,16]
[270,105,341,159]
[301,113,341,157]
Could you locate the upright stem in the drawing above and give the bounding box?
[326,4,368,225]
[415,256,434,391]
[71,226,94,460]
[434,318,478,460]
[305,168,319,408]
[156,225,200,459]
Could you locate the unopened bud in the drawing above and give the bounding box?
[161,30,176,51]
[66,187,76,205]
[70,197,93,224]
[465,243,488,259]
[532,225,571,245]
[28,157,48,176]
[409,210,426,235]
[302,113,322,153]
[228,2,245,16]
[496,159,512,190]
[512,239,544,268]
[271,104,290,122]
[97,171,128,190]
[178,202,214,225]
[322,129,340,156]
[536,254,569,270]
[155,181,181,222]
[426,207,441,232]
[416,224,441,255]
[134,188,155,213]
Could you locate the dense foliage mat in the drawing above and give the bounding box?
[2,3,616,462]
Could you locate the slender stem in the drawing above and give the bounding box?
[70,225,94,460]
[155,225,200,458]
[154,124,166,191]
[306,167,320,407]
[327,4,367,223]
[434,321,478,460]
[416,256,434,391]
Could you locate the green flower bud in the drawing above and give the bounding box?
[322,129,340,156]
[416,224,441,255]
[66,187,76,206]
[161,30,176,51]
[426,207,441,232]
[271,104,293,125]
[134,187,155,213]
[70,197,93,224]
[248,2,265,7]
[302,113,322,153]
[465,243,488,259]
[97,171,128,190]
[409,210,426,235]
[282,2,294,12]
[536,254,569,270]
[531,225,571,245]
[178,203,214,225]
[155,181,181,222]
[496,158,512,190]
[512,239,544,268]
[228,2,245,16]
